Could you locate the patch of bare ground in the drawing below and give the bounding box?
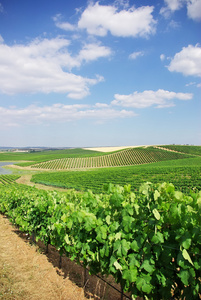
[0,214,87,300]
[16,175,71,192]
[0,214,131,300]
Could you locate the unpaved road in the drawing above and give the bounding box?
[0,214,87,300]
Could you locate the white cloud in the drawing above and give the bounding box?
[168,44,201,77]
[111,89,193,108]
[53,14,76,31]
[0,37,111,98]
[160,0,201,21]
[160,0,184,18]
[160,54,166,61]
[129,51,144,60]
[78,2,156,38]
[0,34,4,43]
[0,103,135,127]
[187,0,201,21]
[0,3,3,13]
[78,43,112,62]
[165,0,184,11]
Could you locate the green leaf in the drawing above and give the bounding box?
[133,203,140,215]
[152,208,160,220]
[178,270,190,286]
[154,190,160,201]
[136,275,153,294]
[131,240,140,252]
[121,239,130,256]
[115,232,122,240]
[114,260,122,271]
[122,216,133,233]
[151,232,164,244]
[174,191,183,200]
[122,268,138,283]
[182,249,194,266]
[197,197,201,209]
[182,238,191,250]
[141,260,155,273]
[106,215,111,225]
[64,234,70,245]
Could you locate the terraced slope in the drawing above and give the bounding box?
[159,145,201,156]
[0,175,20,185]
[31,147,190,170]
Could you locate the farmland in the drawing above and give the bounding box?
[30,146,191,170]
[0,181,200,299]
[0,174,20,185]
[0,148,102,164]
[31,156,201,194]
[0,144,201,299]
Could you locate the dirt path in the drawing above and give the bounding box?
[0,214,87,300]
[0,213,125,300]
[16,174,71,192]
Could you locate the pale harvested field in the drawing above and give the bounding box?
[83,145,149,152]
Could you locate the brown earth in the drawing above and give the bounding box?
[0,214,130,300]
[0,213,87,300]
[16,174,71,192]
[1,172,130,300]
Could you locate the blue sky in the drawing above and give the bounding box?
[0,0,200,147]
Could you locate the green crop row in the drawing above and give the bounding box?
[31,147,190,170]
[0,182,200,299]
[0,175,20,185]
[31,157,201,194]
[0,148,103,164]
[159,145,201,156]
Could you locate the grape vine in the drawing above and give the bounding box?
[0,182,200,299]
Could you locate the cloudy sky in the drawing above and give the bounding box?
[0,0,200,147]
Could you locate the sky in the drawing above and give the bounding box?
[0,0,200,148]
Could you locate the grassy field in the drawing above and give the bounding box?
[30,146,191,170]
[0,148,102,164]
[31,156,201,194]
[159,145,201,156]
[1,145,200,194]
[0,175,20,185]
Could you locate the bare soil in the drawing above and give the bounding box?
[16,174,71,192]
[0,214,88,300]
[0,209,129,300]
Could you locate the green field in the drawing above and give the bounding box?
[31,146,191,170]
[0,175,20,185]
[1,145,201,299]
[0,148,102,164]
[31,156,201,194]
[1,145,200,194]
[0,181,200,299]
[160,145,201,156]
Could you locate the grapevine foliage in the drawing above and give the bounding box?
[0,182,200,299]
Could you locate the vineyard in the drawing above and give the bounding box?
[159,145,201,156]
[0,145,201,299]
[0,182,200,299]
[30,147,190,170]
[31,156,201,194]
[0,174,20,185]
[0,148,102,165]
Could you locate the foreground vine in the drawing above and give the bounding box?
[0,182,200,299]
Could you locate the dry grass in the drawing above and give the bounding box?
[0,214,87,300]
[0,214,129,300]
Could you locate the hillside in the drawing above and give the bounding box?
[30,146,191,170]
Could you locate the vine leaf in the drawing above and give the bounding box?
[153,208,160,220]
[114,260,122,271]
[182,249,194,266]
